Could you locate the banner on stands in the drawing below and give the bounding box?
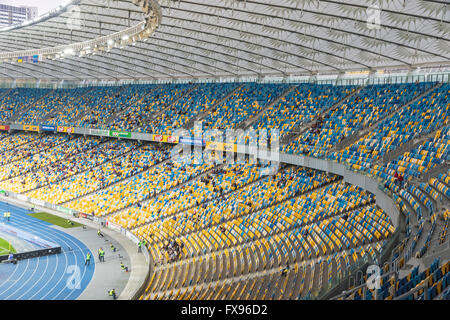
[23,125,39,132]
[78,212,93,220]
[89,128,110,137]
[179,137,205,146]
[57,126,74,133]
[30,197,45,207]
[152,134,179,144]
[55,206,73,215]
[40,125,56,132]
[110,130,132,138]
[205,141,237,152]
[0,125,10,131]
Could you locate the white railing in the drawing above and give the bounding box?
[1,70,448,89]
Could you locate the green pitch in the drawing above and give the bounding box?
[28,212,83,229]
[0,237,15,255]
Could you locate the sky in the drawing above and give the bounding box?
[0,0,67,17]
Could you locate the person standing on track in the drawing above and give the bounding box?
[99,248,105,262]
[85,252,91,266]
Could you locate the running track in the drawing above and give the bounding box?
[0,201,95,300]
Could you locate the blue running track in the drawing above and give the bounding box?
[0,201,95,300]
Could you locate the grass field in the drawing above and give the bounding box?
[28,212,83,229]
[0,237,16,255]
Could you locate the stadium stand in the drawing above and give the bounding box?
[64,153,213,216]
[26,142,169,204]
[142,83,238,135]
[251,84,355,138]
[329,83,448,171]
[0,0,449,305]
[110,159,275,229]
[17,88,91,125]
[0,88,51,122]
[110,83,194,132]
[0,80,447,301]
[47,86,120,126]
[0,134,70,182]
[338,258,449,300]
[0,132,39,154]
[285,82,437,158]
[200,83,291,132]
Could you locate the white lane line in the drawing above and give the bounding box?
[17,254,49,300]
[0,258,31,299]
[4,256,43,300]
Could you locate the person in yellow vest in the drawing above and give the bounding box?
[85,252,91,266]
[98,248,105,262]
[99,248,105,262]
[108,288,116,299]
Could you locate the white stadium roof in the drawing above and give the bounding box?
[0,0,448,81]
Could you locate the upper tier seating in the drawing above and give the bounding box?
[17,87,91,125]
[49,86,121,126]
[142,83,238,135]
[369,125,449,184]
[200,83,291,132]
[251,84,355,138]
[75,85,151,128]
[0,88,50,122]
[330,83,449,171]
[285,82,436,158]
[110,83,194,132]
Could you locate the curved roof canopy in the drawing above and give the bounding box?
[0,0,449,81]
